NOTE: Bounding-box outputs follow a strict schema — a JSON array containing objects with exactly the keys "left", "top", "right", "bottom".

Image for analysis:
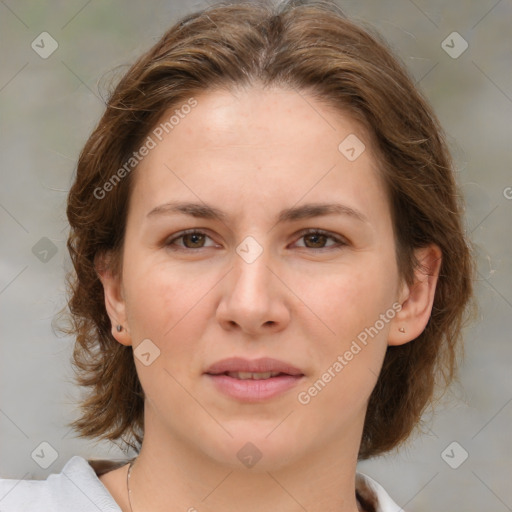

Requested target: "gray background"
[{"left": 1, "top": 0, "right": 511, "bottom": 510}]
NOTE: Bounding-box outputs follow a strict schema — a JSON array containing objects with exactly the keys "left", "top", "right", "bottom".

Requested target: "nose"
[{"left": 216, "top": 247, "right": 290, "bottom": 336}]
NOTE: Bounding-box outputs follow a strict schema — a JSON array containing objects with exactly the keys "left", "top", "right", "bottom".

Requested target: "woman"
[{"left": 0, "top": 0, "right": 474, "bottom": 510}]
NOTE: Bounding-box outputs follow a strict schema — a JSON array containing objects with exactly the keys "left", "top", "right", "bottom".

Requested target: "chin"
[{"left": 197, "top": 428, "right": 303, "bottom": 472}]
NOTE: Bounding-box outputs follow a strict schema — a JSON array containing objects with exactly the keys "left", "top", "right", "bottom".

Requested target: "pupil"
[
  {"left": 307, "top": 234, "right": 325, "bottom": 248},
  {"left": 185, "top": 233, "right": 204, "bottom": 247}
]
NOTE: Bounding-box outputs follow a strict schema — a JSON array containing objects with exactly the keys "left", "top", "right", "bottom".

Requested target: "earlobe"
[
  {"left": 95, "top": 252, "right": 132, "bottom": 346},
  {"left": 388, "top": 244, "right": 442, "bottom": 346}
]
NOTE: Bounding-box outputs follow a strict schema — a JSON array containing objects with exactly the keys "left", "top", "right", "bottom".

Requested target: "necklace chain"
[{"left": 126, "top": 459, "right": 136, "bottom": 512}]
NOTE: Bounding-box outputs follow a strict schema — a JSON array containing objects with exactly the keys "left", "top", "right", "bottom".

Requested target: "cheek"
[
  {"left": 122, "top": 259, "right": 213, "bottom": 399},
  {"left": 294, "top": 256, "right": 397, "bottom": 392},
  {"left": 294, "top": 266, "right": 394, "bottom": 416},
  {"left": 123, "top": 257, "right": 188, "bottom": 352},
  {"left": 123, "top": 253, "right": 212, "bottom": 338},
  {"left": 298, "top": 257, "right": 397, "bottom": 336}
]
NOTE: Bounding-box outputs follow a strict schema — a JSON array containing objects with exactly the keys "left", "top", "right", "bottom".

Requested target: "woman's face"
[{"left": 104, "top": 86, "right": 410, "bottom": 469}]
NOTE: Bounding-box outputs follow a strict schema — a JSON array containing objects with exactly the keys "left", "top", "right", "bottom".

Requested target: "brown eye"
[
  {"left": 181, "top": 232, "right": 206, "bottom": 248},
  {"left": 165, "top": 230, "right": 215, "bottom": 250},
  {"left": 303, "top": 233, "right": 328, "bottom": 248},
  {"left": 294, "top": 229, "right": 347, "bottom": 250}
]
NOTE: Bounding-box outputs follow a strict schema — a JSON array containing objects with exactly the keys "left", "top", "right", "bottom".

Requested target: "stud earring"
[
  {"left": 398, "top": 327, "right": 405, "bottom": 333},
  {"left": 116, "top": 325, "right": 123, "bottom": 332}
]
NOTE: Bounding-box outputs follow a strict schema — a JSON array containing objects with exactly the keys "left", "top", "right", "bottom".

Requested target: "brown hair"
[{"left": 56, "top": 0, "right": 476, "bottom": 459}]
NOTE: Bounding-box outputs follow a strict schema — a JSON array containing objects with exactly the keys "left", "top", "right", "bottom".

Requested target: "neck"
[{"left": 126, "top": 407, "right": 365, "bottom": 512}]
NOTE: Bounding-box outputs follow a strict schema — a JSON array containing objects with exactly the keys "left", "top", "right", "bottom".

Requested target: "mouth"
[
  {"left": 204, "top": 357, "right": 305, "bottom": 402},
  {"left": 210, "top": 371, "right": 295, "bottom": 380},
  {"left": 205, "top": 356, "right": 304, "bottom": 376}
]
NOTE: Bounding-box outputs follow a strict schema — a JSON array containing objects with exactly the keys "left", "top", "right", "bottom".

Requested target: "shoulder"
[
  {"left": 356, "top": 472, "right": 404, "bottom": 512},
  {"left": 0, "top": 456, "right": 123, "bottom": 512}
]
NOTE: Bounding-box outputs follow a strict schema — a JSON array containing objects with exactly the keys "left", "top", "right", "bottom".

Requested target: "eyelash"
[{"left": 164, "top": 228, "right": 348, "bottom": 252}]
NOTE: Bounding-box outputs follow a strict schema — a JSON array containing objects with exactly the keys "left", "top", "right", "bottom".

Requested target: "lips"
[
  {"left": 204, "top": 357, "right": 305, "bottom": 402},
  {"left": 205, "top": 357, "right": 304, "bottom": 377}
]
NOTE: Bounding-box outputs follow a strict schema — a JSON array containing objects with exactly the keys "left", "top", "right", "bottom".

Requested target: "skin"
[{"left": 97, "top": 85, "right": 442, "bottom": 512}]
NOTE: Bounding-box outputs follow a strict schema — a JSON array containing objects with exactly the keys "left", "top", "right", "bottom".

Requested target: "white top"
[{"left": 0, "top": 456, "right": 404, "bottom": 511}]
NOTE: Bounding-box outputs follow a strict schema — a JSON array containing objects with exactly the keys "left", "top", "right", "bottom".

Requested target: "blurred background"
[{"left": 1, "top": 0, "right": 511, "bottom": 510}]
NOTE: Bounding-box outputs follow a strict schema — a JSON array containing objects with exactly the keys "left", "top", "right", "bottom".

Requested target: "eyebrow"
[{"left": 146, "top": 201, "right": 369, "bottom": 224}]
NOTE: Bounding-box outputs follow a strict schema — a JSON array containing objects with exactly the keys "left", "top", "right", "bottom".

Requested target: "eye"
[
  {"left": 164, "top": 228, "right": 348, "bottom": 252},
  {"left": 293, "top": 229, "right": 347, "bottom": 250},
  {"left": 165, "top": 229, "right": 217, "bottom": 250}
]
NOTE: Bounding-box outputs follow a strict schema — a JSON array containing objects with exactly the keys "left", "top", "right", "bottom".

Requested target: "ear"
[
  {"left": 95, "top": 251, "right": 132, "bottom": 346},
  {"left": 388, "top": 243, "right": 442, "bottom": 346}
]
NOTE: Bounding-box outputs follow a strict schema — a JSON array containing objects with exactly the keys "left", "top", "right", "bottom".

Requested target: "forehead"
[{"left": 129, "top": 86, "right": 389, "bottom": 228}]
